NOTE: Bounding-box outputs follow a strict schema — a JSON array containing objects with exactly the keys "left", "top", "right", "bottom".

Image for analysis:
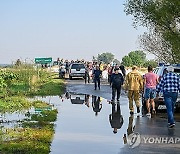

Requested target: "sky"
[{"left": 0, "top": 0, "right": 149, "bottom": 64}]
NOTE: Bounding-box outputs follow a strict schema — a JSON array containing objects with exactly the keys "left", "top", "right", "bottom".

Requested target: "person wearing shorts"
[{"left": 144, "top": 65, "right": 159, "bottom": 117}]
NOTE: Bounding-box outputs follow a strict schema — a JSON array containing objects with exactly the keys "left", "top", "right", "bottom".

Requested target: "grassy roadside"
[
  {"left": 0, "top": 100, "right": 58, "bottom": 154},
  {"left": 0, "top": 67, "right": 65, "bottom": 154},
  {"left": 29, "top": 76, "right": 65, "bottom": 96},
  {"left": 0, "top": 68, "right": 65, "bottom": 153}
]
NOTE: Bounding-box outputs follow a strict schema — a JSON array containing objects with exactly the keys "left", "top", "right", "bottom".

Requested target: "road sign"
[{"left": 35, "top": 57, "right": 52, "bottom": 64}]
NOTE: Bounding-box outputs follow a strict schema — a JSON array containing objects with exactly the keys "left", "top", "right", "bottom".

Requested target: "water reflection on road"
[{"left": 38, "top": 93, "right": 137, "bottom": 154}]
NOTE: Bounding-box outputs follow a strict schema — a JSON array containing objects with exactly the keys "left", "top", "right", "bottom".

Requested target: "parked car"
[
  {"left": 143, "top": 64, "right": 180, "bottom": 112},
  {"left": 69, "top": 63, "right": 86, "bottom": 80}
]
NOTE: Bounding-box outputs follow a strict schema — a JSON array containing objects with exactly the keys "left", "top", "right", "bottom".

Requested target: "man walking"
[
  {"left": 124, "top": 66, "right": 143, "bottom": 114},
  {"left": 93, "top": 65, "right": 102, "bottom": 90},
  {"left": 110, "top": 68, "right": 124, "bottom": 102},
  {"left": 157, "top": 65, "right": 180, "bottom": 128},
  {"left": 144, "top": 65, "right": 159, "bottom": 117}
]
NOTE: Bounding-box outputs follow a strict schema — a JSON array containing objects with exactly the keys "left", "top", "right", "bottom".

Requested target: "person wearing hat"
[
  {"left": 124, "top": 66, "right": 143, "bottom": 114},
  {"left": 110, "top": 67, "right": 124, "bottom": 102},
  {"left": 156, "top": 65, "right": 180, "bottom": 128}
]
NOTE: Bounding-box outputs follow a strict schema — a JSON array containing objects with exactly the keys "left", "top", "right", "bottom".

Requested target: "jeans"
[
  {"left": 94, "top": 77, "right": 100, "bottom": 89},
  {"left": 85, "top": 73, "right": 90, "bottom": 84},
  {"left": 164, "top": 92, "right": 178, "bottom": 124},
  {"left": 112, "top": 85, "right": 121, "bottom": 101}
]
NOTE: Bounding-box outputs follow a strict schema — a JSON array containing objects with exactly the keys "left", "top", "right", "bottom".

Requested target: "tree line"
[
  {"left": 94, "top": 51, "right": 158, "bottom": 68},
  {"left": 124, "top": 0, "right": 180, "bottom": 63}
]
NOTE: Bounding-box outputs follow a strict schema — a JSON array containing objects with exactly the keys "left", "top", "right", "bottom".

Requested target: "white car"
[{"left": 69, "top": 63, "right": 86, "bottom": 79}]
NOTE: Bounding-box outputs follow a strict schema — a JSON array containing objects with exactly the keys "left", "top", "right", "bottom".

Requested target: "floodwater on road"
[
  {"left": 38, "top": 93, "right": 137, "bottom": 154},
  {"left": 1, "top": 92, "right": 180, "bottom": 154}
]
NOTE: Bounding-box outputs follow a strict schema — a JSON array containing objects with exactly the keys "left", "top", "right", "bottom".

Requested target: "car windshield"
[{"left": 71, "top": 64, "right": 85, "bottom": 69}]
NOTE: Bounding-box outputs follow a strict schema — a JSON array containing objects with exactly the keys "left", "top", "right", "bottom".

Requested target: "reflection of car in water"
[{"left": 70, "top": 94, "right": 85, "bottom": 104}]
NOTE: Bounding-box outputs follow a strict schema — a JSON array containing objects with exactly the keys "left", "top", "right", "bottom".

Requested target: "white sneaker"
[{"left": 146, "top": 113, "right": 151, "bottom": 118}]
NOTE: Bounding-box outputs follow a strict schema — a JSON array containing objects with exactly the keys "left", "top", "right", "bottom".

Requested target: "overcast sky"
[{"left": 0, "top": 0, "right": 149, "bottom": 64}]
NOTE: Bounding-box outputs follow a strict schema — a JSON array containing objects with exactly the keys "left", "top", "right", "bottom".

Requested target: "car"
[
  {"left": 69, "top": 63, "right": 86, "bottom": 80},
  {"left": 143, "top": 64, "right": 180, "bottom": 113}
]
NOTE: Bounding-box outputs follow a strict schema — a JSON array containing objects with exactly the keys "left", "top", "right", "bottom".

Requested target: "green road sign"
[{"left": 35, "top": 57, "right": 52, "bottom": 64}]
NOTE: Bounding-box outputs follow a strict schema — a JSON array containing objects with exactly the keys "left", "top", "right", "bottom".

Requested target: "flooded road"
[
  {"left": 39, "top": 94, "right": 133, "bottom": 154},
  {"left": 39, "top": 93, "right": 180, "bottom": 154},
  {"left": 1, "top": 78, "right": 180, "bottom": 153}
]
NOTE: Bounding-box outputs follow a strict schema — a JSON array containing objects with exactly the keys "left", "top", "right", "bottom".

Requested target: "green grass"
[
  {"left": 10, "top": 83, "right": 30, "bottom": 94},
  {"left": 0, "top": 68, "right": 62, "bottom": 154},
  {"left": 0, "top": 127, "right": 54, "bottom": 154},
  {"left": 0, "top": 101, "right": 58, "bottom": 154},
  {"left": 29, "top": 78, "right": 65, "bottom": 96},
  {"left": 0, "top": 96, "right": 32, "bottom": 113}
]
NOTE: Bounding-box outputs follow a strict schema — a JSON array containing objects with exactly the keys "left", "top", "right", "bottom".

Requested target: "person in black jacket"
[
  {"left": 110, "top": 67, "right": 124, "bottom": 102},
  {"left": 93, "top": 65, "right": 102, "bottom": 90}
]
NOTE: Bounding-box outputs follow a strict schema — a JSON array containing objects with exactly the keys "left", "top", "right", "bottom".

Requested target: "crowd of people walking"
[
  {"left": 58, "top": 58, "right": 180, "bottom": 128},
  {"left": 88, "top": 63, "right": 179, "bottom": 128}
]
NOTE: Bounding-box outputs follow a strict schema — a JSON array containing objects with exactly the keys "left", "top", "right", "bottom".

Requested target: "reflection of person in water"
[
  {"left": 123, "top": 115, "right": 135, "bottom": 144},
  {"left": 109, "top": 102, "right": 123, "bottom": 134},
  {"left": 85, "top": 94, "right": 90, "bottom": 108},
  {"left": 65, "top": 92, "right": 70, "bottom": 99},
  {"left": 127, "top": 115, "right": 134, "bottom": 135},
  {"left": 92, "top": 96, "right": 102, "bottom": 116}
]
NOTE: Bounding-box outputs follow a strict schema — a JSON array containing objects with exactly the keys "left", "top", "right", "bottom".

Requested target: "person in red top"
[{"left": 144, "top": 65, "right": 159, "bottom": 117}]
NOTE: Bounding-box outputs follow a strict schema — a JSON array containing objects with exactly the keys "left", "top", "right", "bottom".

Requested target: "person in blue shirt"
[
  {"left": 110, "top": 67, "right": 124, "bottom": 102},
  {"left": 93, "top": 65, "right": 102, "bottom": 90},
  {"left": 157, "top": 65, "right": 180, "bottom": 128}
]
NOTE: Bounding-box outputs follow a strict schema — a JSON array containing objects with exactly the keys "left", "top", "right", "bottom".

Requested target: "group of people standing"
[{"left": 87, "top": 63, "right": 180, "bottom": 128}]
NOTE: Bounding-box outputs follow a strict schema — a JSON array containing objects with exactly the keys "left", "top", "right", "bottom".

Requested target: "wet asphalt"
[{"left": 65, "top": 78, "right": 180, "bottom": 154}]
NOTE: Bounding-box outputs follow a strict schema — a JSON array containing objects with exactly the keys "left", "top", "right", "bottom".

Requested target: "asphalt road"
[{"left": 65, "top": 78, "right": 180, "bottom": 154}]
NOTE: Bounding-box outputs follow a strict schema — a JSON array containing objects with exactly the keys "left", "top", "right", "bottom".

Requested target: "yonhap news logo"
[
  {"left": 127, "top": 132, "right": 180, "bottom": 149},
  {"left": 127, "top": 132, "right": 141, "bottom": 148}
]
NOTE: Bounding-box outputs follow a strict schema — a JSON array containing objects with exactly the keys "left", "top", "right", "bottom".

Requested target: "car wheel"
[
  {"left": 175, "top": 104, "right": 180, "bottom": 112},
  {"left": 69, "top": 76, "right": 72, "bottom": 80}
]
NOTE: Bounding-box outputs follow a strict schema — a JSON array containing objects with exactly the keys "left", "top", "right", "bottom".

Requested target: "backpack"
[{"left": 113, "top": 74, "right": 123, "bottom": 86}]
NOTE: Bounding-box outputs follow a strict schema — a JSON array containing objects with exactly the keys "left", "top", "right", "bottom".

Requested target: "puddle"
[
  {"left": 0, "top": 100, "right": 58, "bottom": 154},
  {"left": 1, "top": 93, "right": 158, "bottom": 154},
  {"left": 34, "top": 92, "right": 137, "bottom": 154}
]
